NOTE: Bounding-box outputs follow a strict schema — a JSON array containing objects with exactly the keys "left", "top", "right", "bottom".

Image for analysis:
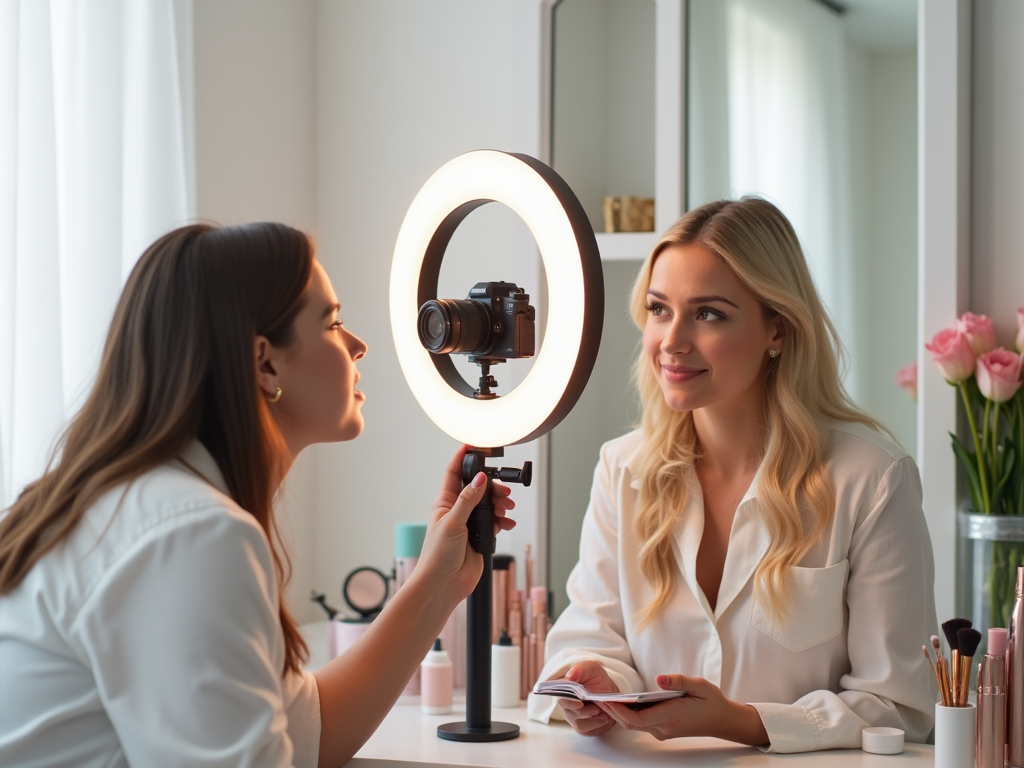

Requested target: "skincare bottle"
[
  {"left": 421, "top": 639, "right": 453, "bottom": 715},
  {"left": 977, "top": 627, "right": 1007, "bottom": 768},
  {"left": 492, "top": 631, "right": 521, "bottom": 708},
  {"left": 394, "top": 523, "right": 427, "bottom": 695},
  {"left": 1009, "top": 567, "right": 1024, "bottom": 768}
]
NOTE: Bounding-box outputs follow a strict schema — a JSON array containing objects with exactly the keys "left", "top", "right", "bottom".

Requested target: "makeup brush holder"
[{"left": 935, "top": 703, "right": 976, "bottom": 768}]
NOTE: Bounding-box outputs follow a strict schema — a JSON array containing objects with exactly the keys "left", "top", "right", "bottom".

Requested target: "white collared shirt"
[
  {"left": 0, "top": 441, "right": 321, "bottom": 767},
  {"left": 528, "top": 422, "right": 938, "bottom": 753}
]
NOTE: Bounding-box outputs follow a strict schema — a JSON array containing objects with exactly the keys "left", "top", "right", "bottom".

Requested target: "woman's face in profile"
[
  {"left": 642, "top": 244, "right": 778, "bottom": 414},
  {"left": 270, "top": 259, "right": 368, "bottom": 449}
]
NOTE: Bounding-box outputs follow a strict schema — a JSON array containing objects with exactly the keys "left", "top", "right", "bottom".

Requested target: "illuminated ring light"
[{"left": 390, "top": 150, "right": 603, "bottom": 448}]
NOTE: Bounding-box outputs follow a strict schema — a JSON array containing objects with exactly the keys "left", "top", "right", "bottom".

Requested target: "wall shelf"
[{"left": 595, "top": 231, "right": 657, "bottom": 262}]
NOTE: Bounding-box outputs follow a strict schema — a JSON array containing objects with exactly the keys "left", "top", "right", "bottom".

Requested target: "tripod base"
[{"left": 437, "top": 721, "right": 520, "bottom": 742}]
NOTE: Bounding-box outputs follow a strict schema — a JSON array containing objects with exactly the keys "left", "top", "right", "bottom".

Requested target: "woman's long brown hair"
[{"left": 0, "top": 222, "right": 312, "bottom": 674}]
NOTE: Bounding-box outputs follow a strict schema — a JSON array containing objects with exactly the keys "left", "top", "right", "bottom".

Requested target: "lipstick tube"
[
  {"left": 977, "top": 653, "right": 1006, "bottom": 768},
  {"left": 493, "top": 555, "right": 512, "bottom": 643}
]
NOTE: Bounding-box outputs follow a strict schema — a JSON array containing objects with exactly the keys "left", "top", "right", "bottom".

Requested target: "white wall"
[
  {"left": 971, "top": 1, "right": 1024, "bottom": 338},
  {"left": 192, "top": 0, "right": 320, "bottom": 620}
]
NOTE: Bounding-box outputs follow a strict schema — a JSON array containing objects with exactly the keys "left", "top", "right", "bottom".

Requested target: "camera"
[{"left": 418, "top": 281, "right": 536, "bottom": 361}]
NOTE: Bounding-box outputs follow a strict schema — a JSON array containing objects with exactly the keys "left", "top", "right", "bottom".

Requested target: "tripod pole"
[
  {"left": 466, "top": 525, "right": 493, "bottom": 730},
  {"left": 437, "top": 449, "right": 520, "bottom": 742}
]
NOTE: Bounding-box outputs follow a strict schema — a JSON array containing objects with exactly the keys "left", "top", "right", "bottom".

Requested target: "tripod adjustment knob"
[{"left": 496, "top": 461, "right": 532, "bottom": 487}]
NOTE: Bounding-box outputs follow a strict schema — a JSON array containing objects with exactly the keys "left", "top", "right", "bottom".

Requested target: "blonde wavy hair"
[{"left": 630, "top": 197, "right": 883, "bottom": 629}]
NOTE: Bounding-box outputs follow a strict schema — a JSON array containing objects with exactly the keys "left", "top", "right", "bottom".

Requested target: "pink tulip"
[
  {"left": 895, "top": 360, "right": 918, "bottom": 401},
  {"left": 976, "top": 348, "right": 1023, "bottom": 403},
  {"left": 925, "top": 328, "right": 976, "bottom": 383},
  {"left": 1016, "top": 307, "right": 1024, "bottom": 353},
  {"left": 957, "top": 312, "right": 997, "bottom": 355}
]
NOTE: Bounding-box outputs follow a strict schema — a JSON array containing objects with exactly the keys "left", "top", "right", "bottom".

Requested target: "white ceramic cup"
[{"left": 935, "top": 703, "right": 976, "bottom": 768}]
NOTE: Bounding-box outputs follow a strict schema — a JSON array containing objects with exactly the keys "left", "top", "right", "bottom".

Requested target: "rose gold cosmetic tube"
[
  {"left": 978, "top": 654, "right": 1006, "bottom": 768},
  {"left": 1008, "top": 567, "right": 1024, "bottom": 768},
  {"left": 493, "top": 556, "right": 511, "bottom": 643}
]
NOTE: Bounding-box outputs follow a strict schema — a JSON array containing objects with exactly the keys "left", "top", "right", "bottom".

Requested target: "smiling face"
[
  {"left": 261, "top": 260, "right": 368, "bottom": 454},
  {"left": 641, "top": 243, "right": 782, "bottom": 415}
]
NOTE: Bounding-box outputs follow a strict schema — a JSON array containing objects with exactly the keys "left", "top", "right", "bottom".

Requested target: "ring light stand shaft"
[{"left": 437, "top": 449, "right": 528, "bottom": 742}]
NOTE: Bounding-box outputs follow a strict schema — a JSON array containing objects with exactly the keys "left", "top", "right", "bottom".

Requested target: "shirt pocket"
[{"left": 750, "top": 559, "right": 848, "bottom": 652}]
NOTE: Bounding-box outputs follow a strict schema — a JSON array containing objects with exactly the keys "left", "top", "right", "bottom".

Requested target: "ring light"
[
  {"left": 390, "top": 150, "right": 603, "bottom": 744},
  {"left": 389, "top": 150, "right": 603, "bottom": 447}
]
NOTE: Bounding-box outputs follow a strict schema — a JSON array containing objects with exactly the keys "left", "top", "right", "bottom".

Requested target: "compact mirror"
[{"left": 342, "top": 566, "right": 390, "bottom": 618}]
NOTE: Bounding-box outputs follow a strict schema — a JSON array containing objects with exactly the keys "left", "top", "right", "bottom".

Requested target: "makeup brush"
[
  {"left": 942, "top": 618, "right": 972, "bottom": 702},
  {"left": 932, "top": 634, "right": 953, "bottom": 706},
  {"left": 956, "top": 627, "right": 982, "bottom": 706},
  {"left": 923, "top": 645, "right": 945, "bottom": 703}
]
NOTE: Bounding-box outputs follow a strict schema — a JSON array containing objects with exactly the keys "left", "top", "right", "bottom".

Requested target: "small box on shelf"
[{"left": 602, "top": 196, "right": 655, "bottom": 233}]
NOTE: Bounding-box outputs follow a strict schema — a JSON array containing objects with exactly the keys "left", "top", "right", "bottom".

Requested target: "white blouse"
[
  {"left": 0, "top": 441, "right": 321, "bottom": 768},
  {"left": 528, "top": 422, "right": 938, "bottom": 753}
]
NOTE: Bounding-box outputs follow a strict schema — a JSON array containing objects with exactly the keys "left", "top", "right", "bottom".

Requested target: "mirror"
[
  {"left": 546, "top": 0, "right": 918, "bottom": 618},
  {"left": 687, "top": 0, "right": 918, "bottom": 457},
  {"left": 343, "top": 566, "right": 390, "bottom": 618}
]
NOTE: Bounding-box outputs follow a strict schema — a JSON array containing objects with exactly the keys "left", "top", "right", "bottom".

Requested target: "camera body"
[{"left": 418, "top": 281, "right": 536, "bottom": 361}]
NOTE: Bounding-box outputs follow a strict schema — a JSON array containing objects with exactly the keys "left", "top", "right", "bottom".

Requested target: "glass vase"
[{"left": 957, "top": 510, "right": 1024, "bottom": 655}]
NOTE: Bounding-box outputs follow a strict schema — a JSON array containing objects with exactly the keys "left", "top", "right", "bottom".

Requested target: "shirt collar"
[
  {"left": 176, "top": 439, "right": 232, "bottom": 498},
  {"left": 625, "top": 436, "right": 766, "bottom": 504}
]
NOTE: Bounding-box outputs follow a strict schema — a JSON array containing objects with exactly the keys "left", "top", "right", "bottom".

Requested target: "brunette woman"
[{"left": 0, "top": 222, "right": 514, "bottom": 767}]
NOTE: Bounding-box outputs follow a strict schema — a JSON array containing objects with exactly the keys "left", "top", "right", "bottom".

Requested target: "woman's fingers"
[
  {"left": 560, "top": 700, "right": 615, "bottom": 736},
  {"left": 431, "top": 445, "right": 471, "bottom": 523},
  {"left": 656, "top": 674, "right": 699, "bottom": 693},
  {"left": 598, "top": 701, "right": 647, "bottom": 730},
  {"left": 564, "top": 661, "right": 618, "bottom": 693},
  {"left": 441, "top": 472, "right": 488, "bottom": 528}
]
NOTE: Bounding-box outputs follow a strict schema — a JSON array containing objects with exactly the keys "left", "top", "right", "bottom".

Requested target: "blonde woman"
[{"left": 527, "top": 198, "right": 936, "bottom": 752}]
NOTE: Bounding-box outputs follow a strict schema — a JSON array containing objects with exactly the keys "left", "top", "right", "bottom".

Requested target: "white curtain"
[
  {"left": 0, "top": 0, "right": 195, "bottom": 507},
  {"left": 688, "top": 0, "right": 857, "bottom": 384}
]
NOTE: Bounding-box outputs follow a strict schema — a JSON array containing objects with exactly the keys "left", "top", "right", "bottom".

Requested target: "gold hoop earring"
[
  {"left": 268, "top": 386, "right": 282, "bottom": 403},
  {"left": 769, "top": 349, "right": 779, "bottom": 359}
]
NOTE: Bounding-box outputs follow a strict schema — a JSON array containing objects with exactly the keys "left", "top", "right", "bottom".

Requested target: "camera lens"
[{"left": 417, "top": 299, "right": 490, "bottom": 354}]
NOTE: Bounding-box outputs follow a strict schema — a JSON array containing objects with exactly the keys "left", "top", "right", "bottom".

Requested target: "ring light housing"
[{"left": 390, "top": 150, "right": 603, "bottom": 447}]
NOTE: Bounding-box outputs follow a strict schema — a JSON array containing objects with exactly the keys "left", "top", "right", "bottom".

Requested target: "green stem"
[
  {"left": 994, "top": 402, "right": 1002, "bottom": 512},
  {"left": 983, "top": 398, "right": 991, "bottom": 453},
  {"left": 961, "top": 381, "right": 991, "bottom": 514}
]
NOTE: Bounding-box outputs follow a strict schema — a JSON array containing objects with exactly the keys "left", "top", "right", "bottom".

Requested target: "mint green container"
[{"left": 395, "top": 522, "right": 427, "bottom": 559}]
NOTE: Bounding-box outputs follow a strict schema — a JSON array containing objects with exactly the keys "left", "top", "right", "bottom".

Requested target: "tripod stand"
[{"left": 437, "top": 447, "right": 531, "bottom": 742}]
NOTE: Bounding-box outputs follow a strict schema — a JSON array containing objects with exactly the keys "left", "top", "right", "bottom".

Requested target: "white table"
[{"left": 351, "top": 695, "right": 936, "bottom": 767}]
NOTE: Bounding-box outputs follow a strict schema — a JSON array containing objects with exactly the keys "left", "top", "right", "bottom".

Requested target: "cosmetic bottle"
[
  {"left": 421, "top": 639, "right": 453, "bottom": 715},
  {"left": 493, "top": 555, "right": 513, "bottom": 643},
  {"left": 977, "top": 627, "right": 1007, "bottom": 768},
  {"left": 1008, "top": 567, "right": 1024, "bottom": 768},
  {"left": 526, "top": 587, "right": 549, "bottom": 693},
  {"left": 395, "top": 523, "right": 427, "bottom": 695},
  {"left": 492, "top": 630, "right": 521, "bottom": 708},
  {"left": 394, "top": 522, "right": 426, "bottom": 591}
]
